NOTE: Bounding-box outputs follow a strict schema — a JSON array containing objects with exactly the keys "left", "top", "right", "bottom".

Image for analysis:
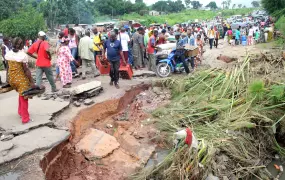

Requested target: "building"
[{"left": 149, "top": 10, "right": 166, "bottom": 16}]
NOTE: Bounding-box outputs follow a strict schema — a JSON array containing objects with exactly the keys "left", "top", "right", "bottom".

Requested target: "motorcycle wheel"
[{"left": 156, "top": 62, "right": 172, "bottom": 78}]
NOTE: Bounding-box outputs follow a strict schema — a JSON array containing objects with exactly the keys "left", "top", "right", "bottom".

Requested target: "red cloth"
[
  {"left": 18, "top": 95, "right": 29, "bottom": 123},
  {"left": 28, "top": 40, "right": 51, "bottom": 67},
  {"left": 157, "top": 34, "right": 166, "bottom": 45},
  {"left": 147, "top": 35, "right": 156, "bottom": 54},
  {"left": 185, "top": 128, "right": 193, "bottom": 147},
  {"left": 63, "top": 28, "right": 69, "bottom": 36}
]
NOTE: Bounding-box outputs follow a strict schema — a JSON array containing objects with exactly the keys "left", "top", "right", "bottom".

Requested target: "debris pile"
[{"left": 132, "top": 56, "right": 285, "bottom": 180}]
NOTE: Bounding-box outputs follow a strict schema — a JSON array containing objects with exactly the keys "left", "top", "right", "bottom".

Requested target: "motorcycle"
[{"left": 156, "top": 50, "right": 193, "bottom": 78}]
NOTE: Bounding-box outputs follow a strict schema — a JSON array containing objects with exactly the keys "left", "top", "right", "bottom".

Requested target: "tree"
[
  {"left": 184, "top": 0, "right": 191, "bottom": 8},
  {"left": 222, "top": 1, "right": 227, "bottom": 9},
  {"left": 232, "top": 4, "right": 236, "bottom": 9},
  {"left": 261, "top": 0, "right": 285, "bottom": 14},
  {"left": 152, "top": 0, "right": 185, "bottom": 13},
  {"left": 191, "top": 1, "right": 202, "bottom": 9},
  {"left": 227, "top": 0, "right": 232, "bottom": 9},
  {"left": 251, "top": 1, "right": 260, "bottom": 7},
  {"left": 243, "top": 5, "right": 246, "bottom": 8},
  {"left": 0, "top": 6, "right": 46, "bottom": 39},
  {"left": 0, "top": 0, "right": 23, "bottom": 21},
  {"left": 205, "top": 1, "right": 218, "bottom": 9},
  {"left": 238, "top": 4, "right": 242, "bottom": 8}
]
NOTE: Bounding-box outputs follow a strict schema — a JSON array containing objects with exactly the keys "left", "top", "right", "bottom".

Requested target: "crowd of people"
[{"left": 0, "top": 16, "right": 275, "bottom": 124}]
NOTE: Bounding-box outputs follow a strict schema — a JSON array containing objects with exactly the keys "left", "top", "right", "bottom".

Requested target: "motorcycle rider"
[{"left": 174, "top": 32, "right": 190, "bottom": 74}]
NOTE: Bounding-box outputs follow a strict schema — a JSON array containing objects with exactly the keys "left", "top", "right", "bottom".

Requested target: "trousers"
[
  {"left": 109, "top": 61, "right": 120, "bottom": 84},
  {"left": 209, "top": 38, "right": 214, "bottom": 49},
  {"left": 148, "top": 53, "right": 156, "bottom": 72},
  {"left": 18, "top": 95, "right": 29, "bottom": 123},
  {"left": 36, "top": 67, "right": 57, "bottom": 91},
  {"left": 82, "top": 59, "right": 99, "bottom": 77}
]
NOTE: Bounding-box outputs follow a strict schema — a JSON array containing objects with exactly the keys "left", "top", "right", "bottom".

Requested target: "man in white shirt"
[{"left": 117, "top": 27, "right": 130, "bottom": 64}]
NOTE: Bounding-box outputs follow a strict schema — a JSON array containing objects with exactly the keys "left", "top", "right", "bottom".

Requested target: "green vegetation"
[
  {"left": 132, "top": 57, "right": 285, "bottom": 179},
  {"left": 121, "top": 8, "right": 255, "bottom": 26},
  {"left": 0, "top": 6, "right": 46, "bottom": 39}
]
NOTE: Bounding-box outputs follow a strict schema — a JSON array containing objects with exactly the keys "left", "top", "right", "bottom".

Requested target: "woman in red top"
[{"left": 227, "top": 28, "right": 233, "bottom": 44}]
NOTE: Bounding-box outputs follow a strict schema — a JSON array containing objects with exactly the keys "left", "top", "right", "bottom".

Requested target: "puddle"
[
  {"left": 146, "top": 149, "right": 170, "bottom": 167},
  {"left": 266, "top": 159, "right": 285, "bottom": 179},
  {"left": 0, "top": 172, "right": 20, "bottom": 180}
]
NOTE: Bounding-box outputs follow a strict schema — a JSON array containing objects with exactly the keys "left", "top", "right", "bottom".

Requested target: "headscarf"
[{"left": 61, "top": 36, "right": 70, "bottom": 43}]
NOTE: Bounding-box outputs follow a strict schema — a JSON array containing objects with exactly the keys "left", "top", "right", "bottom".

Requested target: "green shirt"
[{"left": 255, "top": 32, "right": 260, "bottom": 40}]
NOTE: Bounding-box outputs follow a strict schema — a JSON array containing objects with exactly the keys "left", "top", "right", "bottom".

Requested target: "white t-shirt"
[
  {"left": 248, "top": 28, "right": 254, "bottom": 36},
  {"left": 117, "top": 33, "right": 130, "bottom": 51}
]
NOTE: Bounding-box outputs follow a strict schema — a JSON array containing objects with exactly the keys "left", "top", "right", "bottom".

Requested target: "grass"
[
  {"left": 131, "top": 56, "right": 285, "bottom": 180},
  {"left": 116, "top": 8, "right": 256, "bottom": 26}
]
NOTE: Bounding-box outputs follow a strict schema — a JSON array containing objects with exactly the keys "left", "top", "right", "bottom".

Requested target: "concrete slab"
[
  {"left": 0, "top": 96, "right": 69, "bottom": 134},
  {"left": 76, "top": 129, "right": 120, "bottom": 160},
  {"left": 70, "top": 81, "right": 102, "bottom": 95},
  {"left": 133, "top": 70, "right": 156, "bottom": 77},
  {"left": 0, "top": 115, "right": 52, "bottom": 135},
  {"left": 0, "top": 126, "right": 70, "bottom": 165}
]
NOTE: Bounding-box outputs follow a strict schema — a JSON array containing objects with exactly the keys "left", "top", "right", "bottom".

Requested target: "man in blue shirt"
[
  {"left": 102, "top": 32, "right": 126, "bottom": 89},
  {"left": 175, "top": 33, "right": 190, "bottom": 74}
]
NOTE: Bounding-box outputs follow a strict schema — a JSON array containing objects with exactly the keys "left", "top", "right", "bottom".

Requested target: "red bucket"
[{"left": 119, "top": 63, "right": 133, "bottom": 79}]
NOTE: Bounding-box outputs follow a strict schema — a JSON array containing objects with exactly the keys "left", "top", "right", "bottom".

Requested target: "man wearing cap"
[
  {"left": 27, "top": 31, "right": 58, "bottom": 92},
  {"left": 174, "top": 32, "right": 190, "bottom": 74}
]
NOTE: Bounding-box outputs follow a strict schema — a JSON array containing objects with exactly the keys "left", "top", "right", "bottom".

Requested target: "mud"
[{"left": 41, "top": 84, "right": 171, "bottom": 180}]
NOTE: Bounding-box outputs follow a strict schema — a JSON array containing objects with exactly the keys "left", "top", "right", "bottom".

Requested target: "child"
[
  {"left": 254, "top": 30, "right": 260, "bottom": 44},
  {"left": 230, "top": 36, "right": 235, "bottom": 46}
]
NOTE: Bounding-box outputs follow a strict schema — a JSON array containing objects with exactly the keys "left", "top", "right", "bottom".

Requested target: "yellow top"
[{"left": 93, "top": 34, "right": 103, "bottom": 51}]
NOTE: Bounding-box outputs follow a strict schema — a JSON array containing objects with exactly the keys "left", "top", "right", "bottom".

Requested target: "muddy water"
[{"left": 40, "top": 84, "right": 171, "bottom": 180}]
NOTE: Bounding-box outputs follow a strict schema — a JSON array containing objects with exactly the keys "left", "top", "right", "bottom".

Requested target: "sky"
[{"left": 132, "top": 0, "right": 253, "bottom": 8}]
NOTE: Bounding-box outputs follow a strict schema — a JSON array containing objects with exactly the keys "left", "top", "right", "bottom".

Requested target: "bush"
[
  {"left": 275, "top": 16, "right": 285, "bottom": 36},
  {"left": 121, "top": 8, "right": 255, "bottom": 26},
  {"left": 0, "top": 6, "right": 46, "bottom": 39}
]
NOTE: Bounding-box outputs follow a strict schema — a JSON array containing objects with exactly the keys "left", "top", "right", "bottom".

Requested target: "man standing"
[
  {"left": 78, "top": 31, "right": 100, "bottom": 80},
  {"left": 235, "top": 28, "right": 241, "bottom": 45},
  {"left": 92, "top": 28, "right": 103, "bottom": 62},
  {"left": 147, "top": 30, "right": 158, "bottom": 72},
  {"left": 117, "top": 27, "right": 130, "bottom": 65},
  {"left": 214, "top": 26, "right": 220, "bottom": 48},
  {"left": 132, "top": 27, "right": 145, "bottom": 69},
  {"left": 183, "top": 30, "right": 196, "bottom": 70},
  {"left": 102, "top": 32, "right": 126, "bottom": 89},
  {"left": 27, "top": 31, "right": 58, "bottom": 92},
  {"left": 207, "top": 26, "right": 215, "bottom": 50}
]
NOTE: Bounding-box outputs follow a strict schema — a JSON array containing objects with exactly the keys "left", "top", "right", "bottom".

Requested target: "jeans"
[
  {"left": 94, "top": 51, "right": 102, "bottom": 64},
  {"left": 235, "top": 39, "right": 240, "bottom": 45},
  {"left": 70, "top": 61, "right": 77, "bottom": 73},
  {"left": 209, "top": 38, "right": 214, "bottom": 49},
  {"left": 82, "top": 59, "right": 99, "bottom": 77},
  {"left": 36, "top": 67, "right": 57, "bottom": 91},
  {"left": 109, "top": 60, "right": 120, "bottom": 84},
  {"left": 214, "top": 39, "right": 218, "bottom": 48},
  {"left": 70, "top": 47, "right": 78, "bottom": 59},
  {"left": 128, "top": 46, "right": 133, "bottom": 65},
  {"left": 175, "top": 54, "right": 190, "bottom": 74},
  {"left": 190, "top": 57, "right": 195, "bottom": 69}
]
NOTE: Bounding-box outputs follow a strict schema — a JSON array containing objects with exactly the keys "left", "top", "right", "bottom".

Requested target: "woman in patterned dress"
[
  {"left": 5, "top": 37, "right": 35, "bottom": 124},
  {"left": 195, "top": 34, "right": 203, "bottom": 66},
  {"left": 57, "top": 36, "right": 75, "bottom": 88}
]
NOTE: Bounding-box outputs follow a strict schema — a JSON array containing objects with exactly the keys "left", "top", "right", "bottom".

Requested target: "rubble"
[{"left": 84, "top": 99, "right": 94, "bottom": 106}]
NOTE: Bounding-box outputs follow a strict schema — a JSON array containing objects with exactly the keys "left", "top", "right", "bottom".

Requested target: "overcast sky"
[{"left": 131, "top": 0, "right": 253, "bottom": 8}]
